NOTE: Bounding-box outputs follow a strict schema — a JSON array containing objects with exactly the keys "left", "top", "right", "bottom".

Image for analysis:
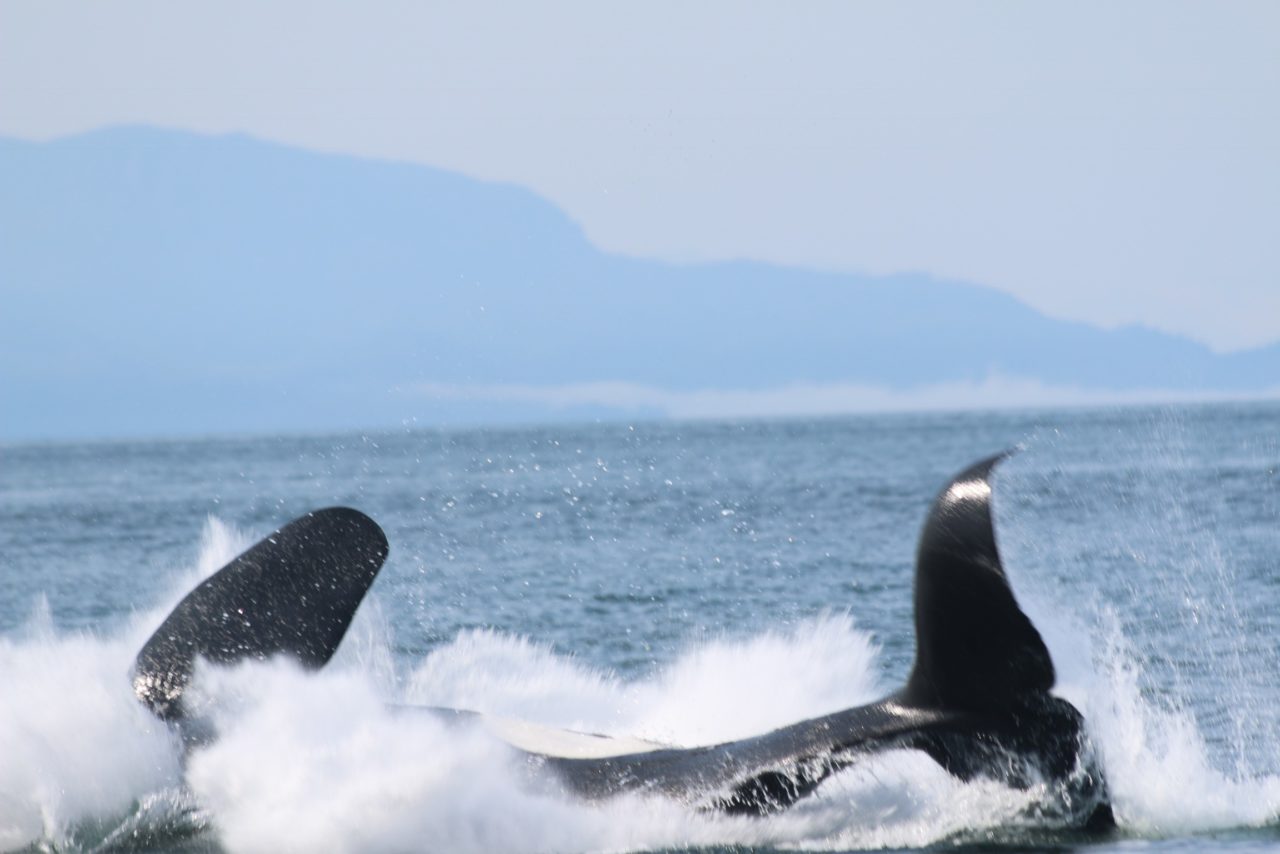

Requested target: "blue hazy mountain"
[{"left": 2, "top": 126, "right": 1277, "bottom": 440}]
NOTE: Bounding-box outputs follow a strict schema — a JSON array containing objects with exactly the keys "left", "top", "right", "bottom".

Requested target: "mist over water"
[{"left": 2, "top": 403, "right": 1279, "bottom": 852}]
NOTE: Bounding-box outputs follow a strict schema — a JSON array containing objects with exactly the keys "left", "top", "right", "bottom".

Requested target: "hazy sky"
[{"left": 4, "top": 1, "right": 1277, "bottom": 351}]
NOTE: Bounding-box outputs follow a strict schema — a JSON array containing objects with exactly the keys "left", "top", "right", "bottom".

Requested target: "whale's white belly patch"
[{"left": 483, "top": 716, "right": 668, "bottom": 759}]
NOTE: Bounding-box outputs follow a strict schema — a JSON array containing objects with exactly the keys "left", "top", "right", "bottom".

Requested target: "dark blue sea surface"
[{"left": 2, "top": 403, "right": 1279, "bottom": 852}]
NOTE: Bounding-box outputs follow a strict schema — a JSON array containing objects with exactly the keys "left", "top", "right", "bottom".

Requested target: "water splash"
[
  {"left": 0, "top": 603, "right": 181, "bottom": 850},
  {"left": 6, "top": 442, "right": 1280, "bottom": 854},
  {"left": 0, "top": 515, "right": 249, "bottom": 852},
  {"left": 1084, "top": 611, "right": 1280, "bottom": 833},
  {"left": 403, "top": 612, "right": 881, "bottom": 745},
  {"left": 1002, "top": 419, "right": 1280, "bottom": 840}
]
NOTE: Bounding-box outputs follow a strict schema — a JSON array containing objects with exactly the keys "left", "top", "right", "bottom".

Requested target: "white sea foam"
[
  {"left": 0, "top": 516, "right": 248, "bottom": 852},
  {"left": 0, "top": 602, "right": 180, "bottom": 851},
  {"left": 403, "top": 612, "right": 882, "bottom": 746},
  {"left": 5, "top": 515, "right": 1280, "bottom": 852}
]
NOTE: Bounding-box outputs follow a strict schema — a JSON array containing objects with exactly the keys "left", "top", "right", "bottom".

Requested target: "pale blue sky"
[{"left": 3, "top": 1, "right": 1277, "bottom": 351}]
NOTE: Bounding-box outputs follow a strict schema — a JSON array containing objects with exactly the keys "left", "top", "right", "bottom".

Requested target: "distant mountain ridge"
[{"left": 2, "top": 126, "right": 1277, "bottom": 440}]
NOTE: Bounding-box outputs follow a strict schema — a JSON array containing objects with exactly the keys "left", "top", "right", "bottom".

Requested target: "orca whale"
[{"left": 131, "top": 454, "right": 1114, "bottom": 829}]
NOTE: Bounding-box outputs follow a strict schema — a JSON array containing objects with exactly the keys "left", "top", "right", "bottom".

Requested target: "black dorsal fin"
[
  {"left": 133, "top": 507, "right": 388, "bottom": 720},
  {"left": 902, "top": 453, "right": 1054, "bottom": 713}
]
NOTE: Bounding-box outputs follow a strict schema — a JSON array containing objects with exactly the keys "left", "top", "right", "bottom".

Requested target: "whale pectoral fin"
[
  {"left": 132, "top": 507, "right": 388, "bottom": 720},
  {"left": 903, "top": 452, "right": 1055, "bottom": 714}
]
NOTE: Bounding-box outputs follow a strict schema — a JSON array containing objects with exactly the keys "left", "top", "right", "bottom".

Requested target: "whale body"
[{"left": 131, "top": 454, "right": 1113, "bottom": 828}]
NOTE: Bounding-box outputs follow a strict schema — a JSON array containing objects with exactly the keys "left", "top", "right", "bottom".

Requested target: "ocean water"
[{"left": 2, "top": 403, "right": 1279, "bottom": 853}]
